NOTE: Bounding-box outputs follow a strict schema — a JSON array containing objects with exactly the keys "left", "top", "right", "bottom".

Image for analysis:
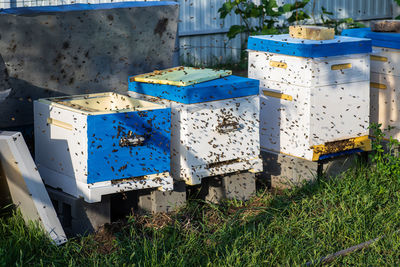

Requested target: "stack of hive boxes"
[
  {"left": 247, "top": 26, "right": 372, "bottom": 186},
  {"left": 34, "top": 92, "right": 173, "bottom": 203},
  {"left": 343, "top": 24, "right": 400, "bottom": 140},
  {"left": 128, "top": 67, "right": 262, "bottom": 187}
]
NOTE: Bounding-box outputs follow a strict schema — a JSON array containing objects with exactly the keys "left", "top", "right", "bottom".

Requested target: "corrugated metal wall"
[
  {"left": 179, "top": 0, "right": 394, "bottom": 66},
  {"left": 0, "top": 0, "right": 395, "bottom": 66},
  {"left": 0, "top": 0, "right": 155, "bottom": 8}
]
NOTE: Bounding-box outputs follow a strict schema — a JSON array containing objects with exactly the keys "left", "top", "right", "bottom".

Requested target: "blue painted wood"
[
  {"left": 319, "top": 148, "right": 363, "bottom": 161},
  {"left": 247, "top": 34, "right": 371, "bottom": 57},
  {"left": 0, "top": 1, "right": 178, "bottom": 15},
  {"left": 86, "top": 108, "right": 171, "bottom": 183},
  {"left": 128, "top": 75, "right": 259, "bottom": 104},
  {"left": 342, "top": 28, "right": 400, "bottom": 50}
]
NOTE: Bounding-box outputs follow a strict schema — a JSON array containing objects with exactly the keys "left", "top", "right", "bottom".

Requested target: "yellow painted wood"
[
  {"left": 263, "top": 90, "right": 293, "bottom": 101},
  {"left": 370, "top": 82, "right": 387, "bottom": 89},
  {"left": 311, "top": 135, "right": 371, "bottom": 161},
  {"left": 331, "top": 63, "right": 352, "bottom": 70},
  {"left": 269, "top": 61, "right": 287, "bottom": 69},
  {"left": 289, "top": 25, "right": 335, "bottom": 40},
  {"left": 370, "top": 55, "right": 388, "bottom": 62},
  {"left": 131, "top": 66, "right": 232, "bottom": 86},
  {"left": 47, "top": 118, "right": 73, "bottom": 131}
]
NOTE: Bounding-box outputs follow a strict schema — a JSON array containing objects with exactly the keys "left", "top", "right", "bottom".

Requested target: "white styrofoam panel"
[
  {"left": 258, "top": 80, "right": 370, "bottom": 161},
  {"left": 370, "top": 72, "right": 400, "bottom": 140},
  {"left": 128, "top": 91, "right": 262, "bottom": 185},
  {"left": 371, "top": 47, "right": 400, "bottom": 77},
  {"left": 248, "top": 51, "right": 370, "bottom": 87},
  {"left": 0, "top": 131, "right": 67, "bottom": 245}
]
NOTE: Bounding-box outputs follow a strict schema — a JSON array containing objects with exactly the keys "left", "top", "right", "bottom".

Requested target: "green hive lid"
[{"left": 132, "top": 66, "right": 232, "bottom": 86}]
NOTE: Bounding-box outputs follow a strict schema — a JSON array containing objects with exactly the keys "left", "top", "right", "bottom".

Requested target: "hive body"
[
  {"left": 34, "top": 92, "right": 173, "bottom": 202},
  {"left": 370, "top": 48, "right": 400, "bottom": 139},
  {"left": 129, "top": 72, "right": 262, "bottom": 185},
  {"left": 343, "top": 28, "right": 400, "bottom": 140},
  {"left": 248, "top": 35, "right": 371, "bottom": 161}
]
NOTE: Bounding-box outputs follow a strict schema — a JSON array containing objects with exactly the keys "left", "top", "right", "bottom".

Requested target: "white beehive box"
[
  {"left": 34, "top": 92, "right": 173, "bottom": 203},
  {"left": 248, "top": 34, "right": 372, "bottom": 161},
  {"left": 129, "top": 67, "right": 262, "bottom": 185},
  {"left": 343, "top": 28, "right": 400, "bottom": 140}
]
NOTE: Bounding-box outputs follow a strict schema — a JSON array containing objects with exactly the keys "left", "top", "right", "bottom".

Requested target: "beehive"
[
  {"left": 248, "top": 34, "right": 372, "bottom": 161},
  {"left": 128, "top": 67, "right": 262, "bottom": 185},
  {"left": 343, "top": 28, "right": 400, "bottom": 140},
  {"left": 34, "top": 92, "right": 173, "bottom": 203}
]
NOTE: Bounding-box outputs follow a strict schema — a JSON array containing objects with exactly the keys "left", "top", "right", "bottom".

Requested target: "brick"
[
  {"left": 138, "top": 182, "right": 186, "bottom": 213},
  {"left": 261, "top": 150, "right": 362, "bottom": 190},
  {"left": 222, "top": 172, "right": 256, "bottom": 201},
  {"left": 47, "top": 187, "right": 111, "bottom": 236},
  {"left": 205, "top": 172, "right": 256, "bottom": 203}
]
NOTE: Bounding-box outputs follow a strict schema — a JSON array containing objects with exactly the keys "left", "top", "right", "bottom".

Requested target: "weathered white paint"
[
  {"left": 370, "top": 46, "right": 400, "bottom": 140},
  {"left": 128, "top": 91, "right": 262, "bottom": 185},
  {"left": 250, "top": 48, "right": 371, "bottom": 161},
  {"left": 248, "top": 51, "right": 370, "bottom": 87},
  {"left": 34, "top": 93, "right": 174, "bottom": 203}
]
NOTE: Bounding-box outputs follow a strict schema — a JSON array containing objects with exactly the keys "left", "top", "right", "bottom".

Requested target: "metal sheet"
[
  {"left": 177, "top": 0, "right": 393, "bottom": 65},
  {"left": 0, "top": 2, "right": 179, "bottom": 128},
  {"left": 0, "top": 0, "right": 393, "bottom": 66}
]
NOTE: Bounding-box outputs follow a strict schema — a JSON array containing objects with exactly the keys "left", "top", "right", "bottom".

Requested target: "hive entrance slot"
[{"left": 206, "top": 159, "right": 241, "bottom": 169}]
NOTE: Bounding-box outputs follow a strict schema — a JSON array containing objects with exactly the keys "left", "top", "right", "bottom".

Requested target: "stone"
[
  {"left": 261, "top": 150, "right": 362, "bottom": 190},
  {"left": 47, "top": 187, "right": 111, "bottom": 236},
  {"left": 205, "top": 172, "right": 256, "bottom": 203},
  {"left": 138, "top": 182, "right": 186, "bottom": 213}
]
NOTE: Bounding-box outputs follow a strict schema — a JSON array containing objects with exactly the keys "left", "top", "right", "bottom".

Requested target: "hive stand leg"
[
  {"left": 138, "top": 182, "right": 186, "bottom": 213},
  {"left": 261, "top": 150, "right": 364, "bottom": 190},
  {"left": 205, "top": 177, "right": 224, "bottom": 204},
  {"left": 205, "top": 172, "right": 256, "bottom": 203},
  {"left": 261, "top": 150, "right": 319, "bottom": 190},
  {"left": 47, "top": 187, "right": 111, "bottom": 236},
  {"left": 321, "top": 153, "right": 363, "bottom": 179}
]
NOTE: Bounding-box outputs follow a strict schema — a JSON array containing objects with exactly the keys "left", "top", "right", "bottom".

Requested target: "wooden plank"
[
  {"left": 0, "top": 131, "right": 67, "bottom": 245},
  {"left": 132, "top": 66, "right": 232, "bottom": 86},
  {"left": 289, "top": 25, "right": 335, "bottom": 40},
  {"left": 371, "top": 20, "right": 400, "bottom": 33}
]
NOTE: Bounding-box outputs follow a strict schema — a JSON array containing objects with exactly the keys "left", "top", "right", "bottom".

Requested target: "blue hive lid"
[
  {"left": 129, "top": 74, "right": 259, "bottom": 104},
  {"left": 342, "top": 28, "right": 400, "bottom": 50},
  {"left": 247, "top": 34, "right": 371, "bottom": 58}
]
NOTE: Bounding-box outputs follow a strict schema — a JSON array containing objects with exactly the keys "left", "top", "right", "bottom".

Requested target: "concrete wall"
[{"left": 0, "top": 2, "right": 179, "bottom": 128}]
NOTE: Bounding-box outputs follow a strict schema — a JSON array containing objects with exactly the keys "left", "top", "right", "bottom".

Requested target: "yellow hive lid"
[{"left": 131, "top": 66, "right": 232, "bottom": 86}]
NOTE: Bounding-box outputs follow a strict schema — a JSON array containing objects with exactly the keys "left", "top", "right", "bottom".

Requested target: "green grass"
[{"left": 1, "top": 155, "right": 400, "bottom": 266}]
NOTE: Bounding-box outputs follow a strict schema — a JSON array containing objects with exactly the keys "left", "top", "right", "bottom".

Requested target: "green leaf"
[
  {"left": 227, "top": 25, "right": 247, "bottom": 39},
  {"left": 396, "top": 0, "right": 400, "bottom": 6},
  {"left": 278, "top": 4, "right": 292, "bottom": 13},
  {"left": 287, "top": 10, "right": 310, "bottom": 23},
  {"left": 321, "top": 6, "right": 334, "bottom": 15},
  {"left": 218, "top": 2, "right": 234, "bottom": 19}
]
